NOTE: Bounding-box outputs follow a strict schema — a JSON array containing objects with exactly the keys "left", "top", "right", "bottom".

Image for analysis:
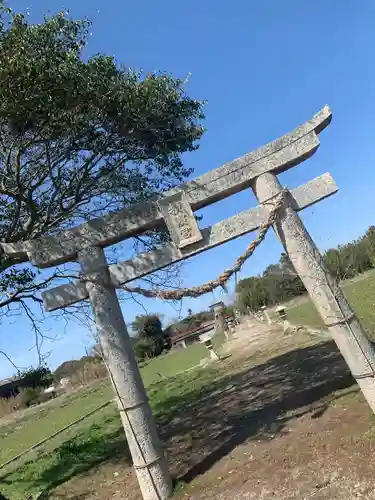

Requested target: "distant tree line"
[
  {"left": 236, "top": 225, "right": 375, "bottom": 312},
  {"left": 236, "top": 252, "right": 305, "bottom": 312},
  {"left": 324, "top": 226, "right": 375, "bottom": 280}
]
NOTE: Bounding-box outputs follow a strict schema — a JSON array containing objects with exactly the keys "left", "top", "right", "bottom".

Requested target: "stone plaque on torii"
[{"left": 3, "top": 106, "right": 375, "bottom": 500}]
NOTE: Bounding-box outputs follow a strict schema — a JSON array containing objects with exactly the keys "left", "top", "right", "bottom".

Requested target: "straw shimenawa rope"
[{"left": 118, "top": 190, "right": 287, "bottom": 301}]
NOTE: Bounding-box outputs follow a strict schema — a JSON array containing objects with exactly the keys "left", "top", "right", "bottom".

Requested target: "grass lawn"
[
  {"left": 0, "top": 365, "right": 222, "bottom": 499},
  {"left": 0, "top": 334, "right": 225, "bottom": 499},
  {"left": 287, "top": 271, "right": 375, "bottom": 337},
  {"left": 141, "top": 333, "right": 224, "bottom": 385},
  {"left": 1, "top": 325, "right": 370, "bottom": 500},
  {"left": 2, "top": 266, "right": 375, "bottom": 499}
]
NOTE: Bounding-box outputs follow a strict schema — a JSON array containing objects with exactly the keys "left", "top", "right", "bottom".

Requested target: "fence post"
[
  {"left": 78, "top": 246, "right": 172, "bottom": 500},
  {"left": 252, "top": 172, "right": 375, "bottom": 412}
]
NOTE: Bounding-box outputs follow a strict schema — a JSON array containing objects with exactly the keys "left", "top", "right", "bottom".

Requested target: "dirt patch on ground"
[{"left": 51, "top": 324, "right": 375, "bottom": 500}]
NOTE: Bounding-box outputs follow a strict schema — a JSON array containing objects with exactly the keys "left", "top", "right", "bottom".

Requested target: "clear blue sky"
[{"left": 1, "top": 0, "right": 375, "bottom": 377}]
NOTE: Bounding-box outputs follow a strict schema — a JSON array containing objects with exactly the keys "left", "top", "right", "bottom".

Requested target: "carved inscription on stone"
[{"left": 158, "top": 192, "right": 203, "bottom": 248}]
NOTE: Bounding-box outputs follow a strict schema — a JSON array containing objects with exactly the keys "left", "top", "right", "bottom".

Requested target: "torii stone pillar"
[
  {"left": 252, "top": 173, "right": 375, "bottom": 412},
  {"left": 79, "top": 246, "right": 172, "bottom": 500}
]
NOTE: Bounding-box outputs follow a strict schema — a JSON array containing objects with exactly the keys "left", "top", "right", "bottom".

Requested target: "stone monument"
[{"left": 209, "top": 301, "right": 228, "bottom": 339}]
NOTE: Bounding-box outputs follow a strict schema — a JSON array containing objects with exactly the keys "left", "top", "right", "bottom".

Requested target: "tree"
[
  {"left": 132, "top": 315, "right": 167, "bottom": 360},
  {"left": 236, "top": 251, "right": 306, "bottom": 313},
  {"left": 18, "top": 365, "right": 53, "bottom": 389},
  {"left": 236, "top": 225, "right": 375, "bottom": 316},
  {"left": 324, "top": 248, "right": 343, "bottom": 279},
  {"left": 324, "top": 241, "right": 373, "bottom": 282},
  {"left": 0, "top": 6, "right": 204, "bottom": 365},
  {"left": 236, "top": 276, "right": 268, "bottom": 312},
  {"left": 133, "top": 340, "right": 154, "bottom": 363},
  {"left": 262, "top": 264, "right": 282, "bottom": 304},
  {"left": 362, "top": 226, "right": 375, "bottom": 266},
  {"left": 263, "top": 253, "right": 305, "bottom": 301}
]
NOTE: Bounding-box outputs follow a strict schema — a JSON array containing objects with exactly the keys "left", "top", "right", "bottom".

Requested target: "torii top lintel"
[{"left": 0, "top": 106, "right": 332, "bottom": 268}]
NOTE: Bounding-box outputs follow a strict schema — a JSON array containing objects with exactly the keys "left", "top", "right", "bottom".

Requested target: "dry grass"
[
  {"left": 68, "top": 360, "right": 108, "bottom": 387},
  {"left": 0, "top": 394, "right": 20, "bottom": 418}
]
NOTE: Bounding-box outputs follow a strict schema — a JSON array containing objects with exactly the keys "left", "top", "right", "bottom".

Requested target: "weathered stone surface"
[
  {"left": 252, "top": 171, "right": 375, "bottom": 414},
  {"left": 42, "top": 173, "right": 338, "bottom": 312},
  {"left": 78, "top": 247, "right": 172, "bottom": 499},
  {"left": 157, "top": 191, "right": 203, "bottom": 248},
  {"left": 167, "top": 105, "right": 331, "bottom": 205},
  {"left": 180, "top": 131, "right": 320, "bottom": 207},
  {"left": 42, "top": 281, "right": 89, "bottom": 311},
  {"left": 42, "top": 243, "right": 183, "bottom": 311},
  {"left": 2, "top": 107, "right": 331, "bottom": 267},
  {"left": 26, "top": 201, "right": 161, "bottom": 267},
  {"left": 110, "top": 244, "right": 183, "bottom": 285}
]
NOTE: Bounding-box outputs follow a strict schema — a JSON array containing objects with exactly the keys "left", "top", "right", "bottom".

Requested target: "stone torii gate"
[{"left": 3, "top": 105, "right": 375, "bottom": 500}]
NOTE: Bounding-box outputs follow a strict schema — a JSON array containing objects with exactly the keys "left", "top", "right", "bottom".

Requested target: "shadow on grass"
[
  {"left": 39, "top": 425, "right": 130, "bottom": 490},
  {"left": 1, "top": 339, "right": 363, "bottom": 497},
  {"left": 0, "top": 416, "right": 131, "bottom": 498},
  {"left": 153, "top": 340, "right": 360, "bottom": 482}
]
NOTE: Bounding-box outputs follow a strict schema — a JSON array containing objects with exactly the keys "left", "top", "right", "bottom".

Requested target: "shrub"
[{"left": 18, "top": 387, "right": 41, "bottom": 407}]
